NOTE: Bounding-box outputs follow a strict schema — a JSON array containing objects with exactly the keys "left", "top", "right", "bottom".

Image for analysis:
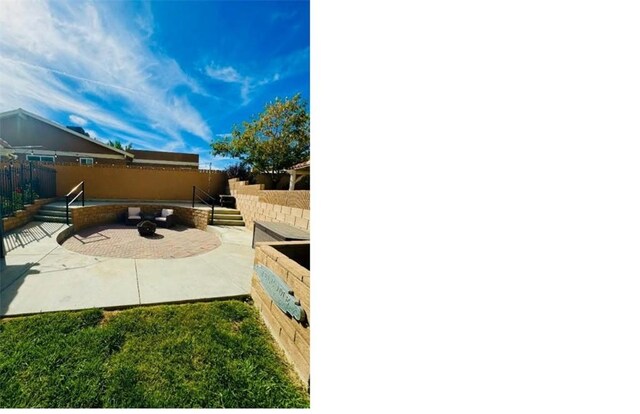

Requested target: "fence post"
[
  {"left": 8, "top": 164, "right": 14, "bottom": 217},
  {"left": 29, "top": 162, "right": 33, "bottom": 204},
  {"left": 81, "top": 181, "right": 85, "bottom": 206},
  {"left": 192, "top": 186, "right": 196, "bottom": 208},
  {"left": 20, "top": 163, "right": 24, "bottom": 209},
  {"left": 0, "top": 193, "right": 4, "bottom": 259}
]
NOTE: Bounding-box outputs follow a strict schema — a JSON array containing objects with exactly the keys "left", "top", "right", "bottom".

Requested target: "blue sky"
[{"left": 0, "top": 0, "right": 309, "bottom": 169}]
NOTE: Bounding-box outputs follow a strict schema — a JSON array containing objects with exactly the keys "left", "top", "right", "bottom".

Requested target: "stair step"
[
  {"left": 213, "top": 219, "right": 245, "bottom": 226},
  {"left": 39, "top": 205, "right": 68, "bottom": 212},
  {"left": 37, "top": 209, "right": 67, "bottom": 217},
  {"left": 33, "top": 215, "right": 71, "bottom": 223},
  {"left": 213, "top": 214, "right": 243, "bottom": 220},
  {"left": 214, "top": 209, "right": 241, "bottom": 215}
]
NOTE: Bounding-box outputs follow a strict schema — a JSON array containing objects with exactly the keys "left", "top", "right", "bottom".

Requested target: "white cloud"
[
  {"left": 198, "top": 153, "right": 238, "bottom": 170},
  {"left": 0, "top": 0, "right": 212, "bottom": 148},
  {"left": 203, "top": 47, "right": 308, "bottom": 106},
  {"left": 69, "top": 114, "right": 88, "bottom": 126},
  {"left": 204, "top": 62, "right": 255, "bottom": 105},
  {"left": 205, "top": 65, "right": 243, "bottom": 83}
]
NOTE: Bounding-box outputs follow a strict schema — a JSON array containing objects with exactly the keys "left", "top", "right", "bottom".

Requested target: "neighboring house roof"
[
  {"left": 0, "top": 108, "right": 134, "bottom": 158},
  {"left": 130, "top": 149, "right": 198, "bottom": 164}
]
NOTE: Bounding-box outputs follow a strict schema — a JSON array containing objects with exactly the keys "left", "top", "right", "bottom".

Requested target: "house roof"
[
  {"left": 130, "top": 149, "right": 198, "bottom": 163},
  {"left": 0, "top": 108, "right": 134, "bottom": 158}
]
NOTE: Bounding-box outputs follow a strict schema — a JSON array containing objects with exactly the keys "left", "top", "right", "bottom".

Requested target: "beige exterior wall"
[
  {"left": 55, "top": 164, "right": 227, "bottom": 201},
  {"left": 229, "top": 178, "right": 310, "bottom": 231},
  {"left": 252, "top": 243, "right": 310, "bottom": 387}
]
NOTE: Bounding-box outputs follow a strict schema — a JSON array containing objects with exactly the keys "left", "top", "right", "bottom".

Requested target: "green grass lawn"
[{"left": 0, "top": 301, "right": 309, "bottom": 408}]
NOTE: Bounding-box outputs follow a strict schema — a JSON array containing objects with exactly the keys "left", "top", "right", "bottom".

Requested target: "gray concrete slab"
[
  {"left": 2, "top": 222, "right": 66, "bottom": 255},
  {"left": 1, "top": 257, "right": 139, "bottom": 315},
  {"left": 0, "top": 220, "right": 255, "bottom": 317},
  {"left": 136, "top": 258, "right": 248, "bottom": 305},
  {"left": 210, "top": 225, "right": 255, "bottom": 245}
]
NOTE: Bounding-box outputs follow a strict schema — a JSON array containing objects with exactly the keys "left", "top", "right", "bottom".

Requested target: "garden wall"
[
  {"left": 1, "top": 198, "right": 56, "bottom": 232},
  {"left": 54, "top": 164, "right": 228, "bottom": 201},
  {"left": 252, "top": 242, "right": 310, "bottom": 387},
  {"left": 228, "top": 179, "right": 310, "bottom": 231}
]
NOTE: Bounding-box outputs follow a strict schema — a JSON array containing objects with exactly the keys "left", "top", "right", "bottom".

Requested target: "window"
[
  {"left": 26, "top": 155, "right": 55, "bottom": 162},
  {"left": 80, "top": 157, "right": 94, "bottom": 165}
]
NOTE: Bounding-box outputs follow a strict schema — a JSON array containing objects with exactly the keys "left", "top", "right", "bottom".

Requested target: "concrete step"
[
  {"left": 39, "top": 204, "right": 68, "bottom": 212},
  {"left": 33, "top": 215, "right": 71, "bottom": 224},
  {"left": 37, "top": 209, "right": 67, "bottom": 217},
  {"left": 213, "top": 219, "right": 245, "bottom": 226},
  {"left": 213, "top": 214, "right": 243, "bottom": 220},
  {"left": 214, "top": 209, "right": 241, "bottom": 215}
]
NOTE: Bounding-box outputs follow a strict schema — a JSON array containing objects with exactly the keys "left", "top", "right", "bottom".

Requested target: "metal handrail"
[
  {"left": 65, "top": 181, "right": 84, "bottom": 197},
  {"left": 68, "top": 191, "right": 84, "bottom": 206},
  {"left": 192, "top": 186, "right": 215, "bottom": 225},
  {"left": 65, "top": 181, "right": 85, "bottom": 225}
]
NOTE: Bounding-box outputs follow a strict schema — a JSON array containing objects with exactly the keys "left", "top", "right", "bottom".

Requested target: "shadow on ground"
[
  {"left": 0, "top": 261, "right": 40, "bottom": 316},
  {"left": 2, "top": 222, "right": 65, "bottom": 254}
]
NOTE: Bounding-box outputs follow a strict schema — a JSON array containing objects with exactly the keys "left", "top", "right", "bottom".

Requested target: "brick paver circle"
[{"left": 60, "top": 224, "right": 222, "bottom": 259}]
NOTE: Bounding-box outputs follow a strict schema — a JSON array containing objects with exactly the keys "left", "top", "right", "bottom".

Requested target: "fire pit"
[{"left": 137, "top": 220, "right": 157, "bottom": 237}]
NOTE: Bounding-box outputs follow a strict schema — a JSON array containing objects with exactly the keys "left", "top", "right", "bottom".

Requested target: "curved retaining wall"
[
  {"left": 70, "top": 204, "right": 212, "bottom": 232},
  {"left": 56, "top": 225, "right": 76, "bottom": 245}
]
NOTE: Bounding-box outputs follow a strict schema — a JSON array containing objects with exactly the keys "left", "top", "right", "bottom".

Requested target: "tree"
[
  {"left": 107, "top": 139, "right": 132, "bottom": 152},
  {"left": 212, "top": 94, "right": 310, "bottom": 188},
  {"left": 225, "top": 162, "right": 254, "bottom": 182}
]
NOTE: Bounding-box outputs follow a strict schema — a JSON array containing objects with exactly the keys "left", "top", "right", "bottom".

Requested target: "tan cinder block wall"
[
  {"left": 252, "top": 243, "right": 310, "bottom": 387},
  {"left": 71, "top": 204, "right": 212, "bottom": 231},
  {"left": 259, "top": 191, "right": 310, "bottom": 210},
  {"left": 1, "top": 198, "right": 57, "bottom": 232},
  {"left": 55, "top": 165, "right": 228, "bottom": 200},
  {"left": 228, "top": 179, "right": 310, "bottom": 231}
]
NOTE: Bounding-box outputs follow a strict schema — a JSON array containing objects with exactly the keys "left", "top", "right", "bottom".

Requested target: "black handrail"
[
  {"left": 192, "top": 186, "right": 214, "bottom": 225},
  {"left": 65, "top": 181, "right": 84, "bottom": 225}
]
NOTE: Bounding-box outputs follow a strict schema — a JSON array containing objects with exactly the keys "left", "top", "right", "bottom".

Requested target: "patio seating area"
[{"left": 127, "top": 207, "right": 177, "bottom": 228}]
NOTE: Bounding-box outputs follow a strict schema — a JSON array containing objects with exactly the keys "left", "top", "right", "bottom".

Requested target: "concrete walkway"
[{"left": 0, "top": 221, "right": 255, "bottom": 317}]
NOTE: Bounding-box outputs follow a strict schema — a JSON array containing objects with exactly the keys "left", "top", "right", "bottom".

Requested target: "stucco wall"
[{"left": 55, "top": 164, "right": 227, "bottom": 201}]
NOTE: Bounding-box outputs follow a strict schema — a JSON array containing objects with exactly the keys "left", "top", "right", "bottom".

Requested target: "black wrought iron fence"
[{"left": 0, "top": 162, "right": 57, "bottom": 218}]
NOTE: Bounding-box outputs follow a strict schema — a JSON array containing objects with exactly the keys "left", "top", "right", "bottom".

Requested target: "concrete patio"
[{"left": 0, "top": 221, "right": 255, "bottom": 317}]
